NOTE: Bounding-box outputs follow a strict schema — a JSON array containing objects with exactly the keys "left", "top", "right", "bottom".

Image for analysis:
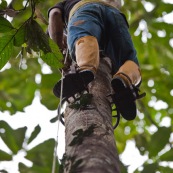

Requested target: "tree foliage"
[{"left": 0, "top": 0, "right": 173, "bottom": 172}]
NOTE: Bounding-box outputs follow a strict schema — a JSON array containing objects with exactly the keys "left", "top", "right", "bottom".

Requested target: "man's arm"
[{"left": 48, "top": 8, "right": 64, "bottom": 50}]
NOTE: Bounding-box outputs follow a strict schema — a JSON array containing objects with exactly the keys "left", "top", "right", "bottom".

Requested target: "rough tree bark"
[
  {"left": 63, "top": 1, "right": 122, "bottom": 172},
  {"left": 63, "top": 58, "right": 120, "bottom": 173}
]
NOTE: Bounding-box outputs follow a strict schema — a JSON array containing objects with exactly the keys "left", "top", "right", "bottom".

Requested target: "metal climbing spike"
[
  {"left": 85, "top": 88, "right": 89, "bottom": 93},
  {"left": 78, "top": 88, "right": 87, "bottom": 96},
  {"left": 111, "top": 104, "right": 121, "bottom": 130},
  {"left": 66, "top": 98, "right": 71, "bottom": 104},
  {"left": 108, "top": 93, "right": 121, "bottom": 130},
  {"left": 72, "top": 95, "right": 76, "bottom": 101},
  {"left": 112, "top": 110, "right": 121, "bottom": 130}
]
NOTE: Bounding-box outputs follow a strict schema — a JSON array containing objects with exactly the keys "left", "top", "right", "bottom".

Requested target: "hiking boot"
[
  {"left": 53, "top": 70, "right": 94, "bottom": 98},
  {"left": 111, "top": 60, "right": 145, "bottom": 120}
]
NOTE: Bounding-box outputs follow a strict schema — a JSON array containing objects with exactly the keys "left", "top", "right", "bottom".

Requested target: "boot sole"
[
  {"left": 53, "top": 71, "right": 94, "bottom": 98},
  {"left": 111, "top": 77, "right": 136, "bottom": 120}
]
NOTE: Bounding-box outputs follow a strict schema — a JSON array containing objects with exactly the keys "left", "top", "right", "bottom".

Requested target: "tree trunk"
[
  {"left": 63, "top": 1, "right": 122, "bottom": 172},
  {"left": 63, "top": 58, "right": 120, "bottom": 173}
]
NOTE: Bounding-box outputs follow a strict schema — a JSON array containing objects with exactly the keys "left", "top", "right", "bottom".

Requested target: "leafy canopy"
[{"left": 0, "top": 0, "right": 173, "bottom": 173}]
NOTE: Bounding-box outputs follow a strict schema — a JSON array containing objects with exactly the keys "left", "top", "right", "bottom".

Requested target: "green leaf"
[
  {"left": 0, "top": 16, "right": 14, "bottom": 33},
  {"left": 34, "top": 0, "right": 47, "bottom": 4},
  {"left": 0, "top": 0, "right": 7, "bottom": 10},
  {"left": 160, "top": 148, "right": 173, "bottom": 161},
  {"left": 141, "top": 163, "right": 158, "bottom": 173},
  {"left": 135, "top": 133, "right": 149, "bottom": 155},
  {"left": 119, "top": 161, "right": 128, "bottom": 173},
  {"left": 0, "top": 170, "right": 8, "bottom": 173},
  {"left": 14, "top": 24, "right": 27, "bottom": 47},
  {"left": 0, "top": 121, "right": 27, "bottom": 154},
  {"left": 26, "top": 19, "right": 51, "bottom": 53},
  {"left": 27, "top": 125, "right": 41, "bottom": 144},
  {"left": 40, "top": 73, "right": 61, "bottom": 110},
  {"left": 10, "top": 0, "right": 25, "bottom": 10},
  {"left": 40, "top": 39, "right": 63, "bottom": 68},
  {"left": 0, "top": 35, "right": 14, "bottom": 69},
  {"left": 41, "top": 52, "right": 63, "bottom": 68},
  {"left": 148, "top": 127, "right": 172, "bottom": 157},
  {"left": 0, "top": 59, "right": 40, "bottom": 114},
  {"left": 19, "top": 162, "right": 51, "bottom": 173},
  {"left": 26, "top": 139, "right": 55, "bottom": 165},
  {"left": 48, "top": 38, "right": 62, "bottom": 55},
  {"left": 0, "top": 149, "right": 12, "bottom": 161},
  {"left": 159, "top": 166, "right": 173, "bottom": 173},
  {"left": 19, "top": 139, "right": 59, "bottom": 172}
]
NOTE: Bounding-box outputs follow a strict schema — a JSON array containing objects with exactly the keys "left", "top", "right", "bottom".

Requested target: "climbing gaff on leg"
[
  {"left": 53, "top": 36, "right": 100, "bottom": 100},
  {"left": 111, "top": 60, "right": 146, "bottom": 121},
  {"left": 53, "top": 71, "right": 93, "bottom": 99},
  {"left": 112, "top": 106, "right": 121, "bottom": 130}
]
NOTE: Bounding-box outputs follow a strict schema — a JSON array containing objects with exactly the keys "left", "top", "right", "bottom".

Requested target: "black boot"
[
  {"left": 111, "top": 61, "right": 145, "bottom": 120},
  {"left": 53, "top": 70, "right": 94, "bottom": 99}
]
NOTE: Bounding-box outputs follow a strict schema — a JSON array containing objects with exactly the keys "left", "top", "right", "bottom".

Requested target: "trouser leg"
[
  {"left": 75, "top": 35, "right": 99, "bottom": 74},
  {"left": 53, "top": 36, "right": 100, "bottom": 99}
]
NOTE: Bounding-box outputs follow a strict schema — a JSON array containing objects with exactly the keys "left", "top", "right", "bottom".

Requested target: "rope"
[{"left": 51, "top": 49, "right": 69, "bottom": 173}]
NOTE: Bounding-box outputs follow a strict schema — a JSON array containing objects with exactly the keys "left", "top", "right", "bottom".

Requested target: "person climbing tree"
[{"left": 48, "top": 0, "right": 145, "bottom": 121}]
